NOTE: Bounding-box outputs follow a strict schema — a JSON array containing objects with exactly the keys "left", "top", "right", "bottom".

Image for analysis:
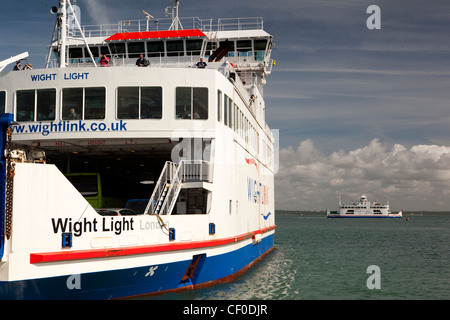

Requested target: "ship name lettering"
[
  {"left": 102, "top": 217, "right": 135, "bottom": 235},
  {"left": 51, "top": 217, "right": 135, "bottom": 237},
  {"left": 247, "top": 177, "right": 269, "bottom": 205},
  {"left": 30, "top": 73, "right": 57, "bottom": 82},
  {"left": 64, "top": 72, "right": 89, "bottom": 80}
]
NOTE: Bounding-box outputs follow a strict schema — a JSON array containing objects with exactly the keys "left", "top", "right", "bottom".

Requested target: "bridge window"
[
  {"left": 16, "top": 89, "right": 56, "bottom": 122},
  {"left": 0, "top": 91, "right": 5, "bottom": 114},
  {"left": 167, "top": 40, "right": 184, "bottom": 57},
  {"left": 186, "top": 40, "right": 203, "bottom": 56},
  {"left": 147, "top": 41, "right": 164, "bottom": 57},
  {"left": 85, "top": 46, "right": 99, "bottom": 59},
  {"left": 117, "top": 86, "right": 162, "bottom": 119},
  {"left": 128, "top": 42, "right": 145, "bottom": 58},
  {"left": 62, "top": 87, "right": 105, "bottom": 120},
  {"left": 254, "top": 39, "right": 268, "bottom": 61},
  {"left": 69, "top": 47, "right": 83, "bottom": 59},
  {"left": 176, "top": 87, "right": 208, "bottom": 120},
  {"left": 109, "top": 42, "right": 126, "bottom": 58}
]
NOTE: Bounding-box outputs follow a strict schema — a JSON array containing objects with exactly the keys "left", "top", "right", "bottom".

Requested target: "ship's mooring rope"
[{"left": 151, "top": 213, "right": 173, "bottom": 235}]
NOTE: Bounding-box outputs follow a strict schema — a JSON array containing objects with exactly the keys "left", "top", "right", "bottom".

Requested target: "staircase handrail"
[{"left": 144, "top": 161, "right": 177, "bottom": 214}]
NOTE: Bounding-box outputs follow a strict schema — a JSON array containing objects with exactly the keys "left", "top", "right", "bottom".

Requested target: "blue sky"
[{"left": 2, "top": 0, "right": 450, "bottom": 210}]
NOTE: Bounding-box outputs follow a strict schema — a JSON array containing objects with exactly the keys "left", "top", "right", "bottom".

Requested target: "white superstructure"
[{"left": 0, "top": 0, "right": 276, "bottom": 299}]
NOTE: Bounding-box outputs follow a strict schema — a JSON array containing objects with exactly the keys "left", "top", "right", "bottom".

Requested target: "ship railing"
[
  {"left": 217, "top": 17, "right": 263, "bottom": 31},
  {"left": 71, "top": 23, "right": 121, "bottom": 38},
  {"left": 158, "top": 160, "right": 213, "bottom": 215},
  {"left": 70, "top": 17, "right": 263, "bottom": 38},
  {"left": 181, "top": 160, "right": 213, "bottom": 183}
]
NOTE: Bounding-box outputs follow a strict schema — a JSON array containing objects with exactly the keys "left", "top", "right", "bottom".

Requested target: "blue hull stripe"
[{"left": 0, "top": 234, "right": 274, "bottom": 299}]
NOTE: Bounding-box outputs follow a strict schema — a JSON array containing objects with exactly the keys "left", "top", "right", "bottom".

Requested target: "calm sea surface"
[{"left": 144, "top": 214, "right": 450, "bottom": 300}]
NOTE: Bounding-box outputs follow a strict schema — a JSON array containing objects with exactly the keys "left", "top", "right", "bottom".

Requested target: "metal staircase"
[{"left": 145, "top": 160, "right": 212, "bottom": 215}]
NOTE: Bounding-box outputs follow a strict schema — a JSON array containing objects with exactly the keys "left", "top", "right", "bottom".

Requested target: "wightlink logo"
[{"left": 12, "top": 120, "right": 127, "bottom": 136}]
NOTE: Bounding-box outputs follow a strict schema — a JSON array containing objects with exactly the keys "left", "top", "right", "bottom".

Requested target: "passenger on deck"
[
  {"left": 99, "top": 54, "right": 110, "bottom": 67},
  {"left": 13, "top": 61, "right": 21, "bottom": 71},
  {"left": 136, "top": 54, "right": 149, "bottom": 67},
  {"left": 196, "top": 58, "right": 207, "bottom": 68}
]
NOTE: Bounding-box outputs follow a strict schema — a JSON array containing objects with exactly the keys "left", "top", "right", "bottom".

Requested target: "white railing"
[
  {"left": 181, "top": 160, "right": 213, "bottom": 182},
  {"left": 217, "top": 17, "right": 263, "bottom": 31},
  {"left": 70, "top": 17, "right": 263, "bottom": 39}
]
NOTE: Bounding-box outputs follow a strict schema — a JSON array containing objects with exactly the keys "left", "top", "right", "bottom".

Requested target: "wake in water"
[{"left": 196, "top": 244, "right": 298, "bottom": 300}]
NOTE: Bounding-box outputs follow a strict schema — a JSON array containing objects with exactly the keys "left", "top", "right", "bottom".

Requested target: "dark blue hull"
[{"left": 0, "top": 234, "right": 274, "bottom": 299}]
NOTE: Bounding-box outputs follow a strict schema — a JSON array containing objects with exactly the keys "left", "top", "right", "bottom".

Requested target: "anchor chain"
[{"left": 5, "top": 127, "right": 14, "bottom": 240}]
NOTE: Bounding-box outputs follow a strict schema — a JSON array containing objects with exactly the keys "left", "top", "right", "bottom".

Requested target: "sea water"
[{"left": 147, "top": 214, "right": 449, "bottom": 300}]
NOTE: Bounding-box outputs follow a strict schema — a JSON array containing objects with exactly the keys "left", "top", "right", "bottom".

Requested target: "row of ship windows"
[
  {"left": 65, "top": 38, "right": 268, "bottom": 62},
  {"left": 0, "top": 87, "right": 209, "bottom": 122},
  {"left": 0, "top": 88, "right": 270, "bottom": 158},
  {"left": 217, "top": 90, "right": 258, "bottom": 152},
  {"left": 0, "top": 89, "right": 258, "bottom": 140}
]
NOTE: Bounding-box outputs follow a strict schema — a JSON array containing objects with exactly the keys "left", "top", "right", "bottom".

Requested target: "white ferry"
[
  {"left": 326, "top": 195, "right": 402, "bottom": 218},
  {"left": 0, "top": 0, "right": 276, "bottom": 299}
]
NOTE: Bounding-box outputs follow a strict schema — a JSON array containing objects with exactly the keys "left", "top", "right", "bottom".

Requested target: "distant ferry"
[{"left": 327, "top": 195, "right": 402, "bottom": 218}]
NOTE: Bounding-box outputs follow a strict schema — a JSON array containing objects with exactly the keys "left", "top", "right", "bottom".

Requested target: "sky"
[{"left": 2, "top": 0, "right": 450, "bottom": 211}]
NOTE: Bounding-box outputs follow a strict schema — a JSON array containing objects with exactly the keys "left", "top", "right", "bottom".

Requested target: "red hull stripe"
[
  {"left": 105, "top": 29, "right": 206, "bottom": 41},
  {"left": 30, "top": 225, "right": 276, "bottom": 264}
]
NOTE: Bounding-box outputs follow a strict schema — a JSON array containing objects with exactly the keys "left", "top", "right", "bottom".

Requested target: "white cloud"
[{"left": 276, "top": 139, "right": 450, "bottom": 211}]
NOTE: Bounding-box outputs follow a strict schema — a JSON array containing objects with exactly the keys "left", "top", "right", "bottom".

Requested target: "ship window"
[
  {"left": 117, "top": 87, "right": 139, "bottom": 119},
  {"left": 16, "top": 89, "right": 56, "bottom": 122},
  {"left": 85, "top": 47, "right": 99, "bottom": 58},
  {"left": 223, "top": 94, "right": 233, "bottom": 127},
  {"left": 0, "top": 91, "right": 5, "bottom": 114},
  {"left": 237, "top": 40, "right": 252, "bottom": 57},
  {"left": 186, "top": 39, "right": 203, "bottom": 56},
  {"left": 128, "top": 42, "right": 145, "bottom": 58},
  {"left": 254, "top": 39, "right": 268, "bottom": 61},
  {"left": 237, "top": 40, "right": 252, "bottom": 52},
  {"left": 16, "top": 90, "right": 34, "bottom": 121},
  {"left": 141, "top": 87, "right": 162, "bottom": 119},
  {"left": 220, "top": 41, "right": 234, "bottom": 57},
  {"left": 36, "top": 89, "right": 56, "bottom": 121},
  {"left": 225, "top": 95, "right": 232, "bottom": 128},
  {"left": 147, "top": 41, "right": 164, "bottom": 57},
  {"left": 176, "top": 87, "right": 208, "bottom": 120},
  {"left": 217, "top": 90, "right": 222, "bottom": 122},
  {"left": 69, "top": 47, "right": 83, "bottom": 59},
  {"left": 254, "top": 39, "right": 268, "bottom": 51},
  {"left": 62, "top": 87, "right": 105, "bottom": 120},
  {"left": 167, "top": 40, "right": 184, "bottom": 57},
  {"left": 109, "top": 43, "right": 126, "bottom": 57},
  {"left": 62, "top": 88, "right": 82, "bottom": 120},
  {"left": 117, "top": 86, "right": 162, "bottom": 119},
  {"left": 85, "top": 87, "right": 106, "bottom": 119}
]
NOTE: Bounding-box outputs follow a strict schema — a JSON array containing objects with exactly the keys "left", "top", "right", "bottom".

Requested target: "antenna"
[
  {"left": 142, "top": 10, "right": 154, "bottom": 31},
  {"left": 166, "top": 0, "right": 182, "bottom": 30},
  {"left": 46, "top": 0, "right": 97, "bottom": 68}
]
